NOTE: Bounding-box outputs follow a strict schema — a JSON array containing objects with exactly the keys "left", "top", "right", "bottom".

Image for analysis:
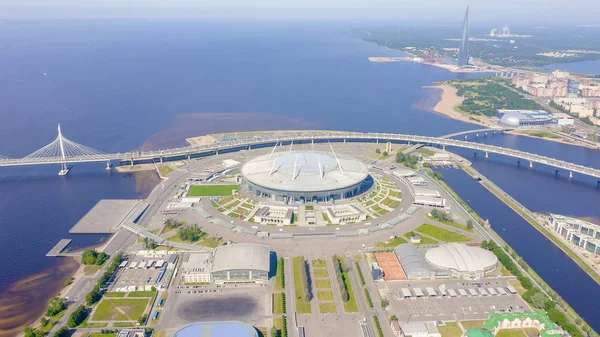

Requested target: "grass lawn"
[
  {"left": 403, "top": 232, "right": 439, "bottom": 245},
  {"left": 305, "top": 205, "right": 314, "bottom": 211},
  {"left": 112, "top": 322, "right": 135, "bottom": 327},
  {"left": 197, "top": 236, "right": 223, "bottom": 248},
  {"left": 81, "top": 322, "right": 108, "bottom": 328},
  {"left": 91, "top": 298, "right": 149, "bottom": 321},
  {"left": 509, "top": 279, "right": 527, "bottom": 296},
  {"left": 315, "top": 279, "right": 331, "bottom": 289},
  {"left": 273, "top": 293, "right": 285, "bottom": 315},
  {"left": 496, "top": 329, "right": 528, "bottom": 337},
  {"left": 500, "top": 265, "right": 513, "bottom": 276},
  {"left": 374, "top": 236, "right": 407, "bottom": 248},
  {"left": 157, "top": 165, "right": 175, "bottom": 176},
  {"left": 216, "top": 196, "right": 234, "bottom": 205},
  {"left": 274, "top": 258, "right": 285, "bottom": 291},
  {"left": 438, "top": 322, "right": 463, "bottom": 337},
  {"left": 319, "top": 303, "right": 337, "bottom": 314},
  {"left": 317, "top": 290, "right": 334, "bottom": 301},
  {"left": 292, "top": 256, "right": 312, "bottom": 314},
  {"left": 336, "top": 257, "right": 359, "bottom": 313},
  {"left": 426, "top": 215, "right": 474, "bottom": 232},
  {"left": 104, "top": 292, "right": 126, "bottom": 297},
  {"left": 460, "top": 320, "right": 484, "bottom": 329},
  {"left": 311, "top": 259, "right": 327, "bottom": 268},
  {"left": 313, "top": 269, "right": 329, "bottom": 278},
  {"left": 187, "top": 184, "right": 240, "bottom": 197},
  {"left": 128, "top": 290, "right": 156, "bottom": 297},
  {"left": 84, "top": 265, "right": 102, "bottom": 276},
  {"left": 415, "top": 224, "right": 472, "bottom": 242},
  {"left": 273, "top": 317, "right": 284, "bottom": 330},
  {"left": 89, "top": 333, "right": 116, "bottom": 337}
]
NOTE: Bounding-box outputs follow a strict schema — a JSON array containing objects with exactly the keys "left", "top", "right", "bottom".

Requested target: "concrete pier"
[{"left": 46, "top": 239, "right": 72, "bottom": 257}]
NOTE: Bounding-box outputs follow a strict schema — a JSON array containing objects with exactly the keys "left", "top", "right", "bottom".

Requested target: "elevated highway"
[{"left": 0, "top": 129, "right": 598, "bottom": 180}]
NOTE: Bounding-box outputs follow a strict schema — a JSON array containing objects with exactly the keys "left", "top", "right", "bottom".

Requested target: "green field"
[
  {"left": 460, "top": 320, "right": 484, "bottom": 329},
  {"left": 128, "top": 290, "right": 156, "bottom": 297},
  {"left": 89, "top": 333, "right": 116, "bottom": 337},
  {"left": 197, "top": 236, "right": 223, "bottom": 248},
  {"left": 91, "top": 298, "right": 149, "bottom": 321},
  {"left": 315, "top": 279, "right": 331, "bottom": 289},
  {"left": 313, "top": 269, "right": 329, "bottom": 278},
  {"left": 415, "top": 224, "right": 472, "bottom": 242},
  {"left": 104, "top": 292, "right": 126, "bottom": 298},
  {"left": 112, "top": 322, "right": 135, "bottom": 327},
  {"left": 319, "top": 303, "right": 337, "bottom": 313},
  {"left": 317, "top": 290, "right": 334, "bottom": 301},
  {"left": 158, "top": 165, "right": 175, "bottom": 176},
  {"left": 187, "top": 184, "right": 240, "bottom": 196},
  {"left": 496, "top": 329, "right": 528, "bottom": 337},
  {"left": 273, "top": 293, "right": 285, "bottom": 315},
  {"left": 292, "top": 256, "right": 312, "bottom": 314},
  {"left": 438, "top": 322, "right": 463, "bottom": 337},
  {"left": 374, "top": 236, "right": 407, "bottom": 248},
  {"left": 274, "top": 259, "right": 285, "bottom": 290},
  {"left": 311, "top": 259, "right": 327, "bottom": 268},
  {"left": 403, "top": 232, "right": 439, "bottom": 245}
]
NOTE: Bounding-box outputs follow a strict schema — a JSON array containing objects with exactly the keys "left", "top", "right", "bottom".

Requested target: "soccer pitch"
[{"left": 187, "top": 184, "right": 240, "bottom": 196}]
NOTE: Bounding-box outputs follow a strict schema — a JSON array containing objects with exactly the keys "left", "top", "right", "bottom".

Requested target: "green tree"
[
  {"left": 530, "top": 292, "right": 548, "bottom": 309},
  {"left": 86, "top": 285, "right": 101, "bottom": 305},
  {"left": 381, "top": 297, "right": 389, "bottom": 308},
  {"left": 24, "top": 328, "right": 44, "bottom": 337},
  {"left": 54, "top": 326, "right": 70, "bottom": 337},
  {"left": 467, "top": 220, "right": 474, "bottom": 230},
  {"left": 138, "top": 314, "right": 148, "bottom": 325},
  {"left": 382, "top": 151, "right": 389, "bottom": 156},
  {"left": 375, "top": 148, "right": 381, "bottom": 154},
  {"left": 67, "top": 305, "right": 87, "bottom": 328},
  {"left": 40, "top": 317, "right": 49, "bottom": 327}
]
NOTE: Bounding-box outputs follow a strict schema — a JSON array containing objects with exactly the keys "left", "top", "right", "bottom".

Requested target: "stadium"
[
  {"left": 425, "top": 243, "right": 498, "bottom": 280},
  {"left": 211, "top": 243, "right": 270, "bottom": 284},
  {"left": 241, "top": 150, "right": 370, "bottom": 202}
]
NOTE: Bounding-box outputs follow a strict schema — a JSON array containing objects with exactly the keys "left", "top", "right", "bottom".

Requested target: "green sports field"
[{"left": 187, "top": 184, "right": 239, "bottom": 196}]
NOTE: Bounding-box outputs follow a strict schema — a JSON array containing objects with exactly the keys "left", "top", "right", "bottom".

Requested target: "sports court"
[{"left": 374, "top": 252, "right": 406, "bottom": 280}]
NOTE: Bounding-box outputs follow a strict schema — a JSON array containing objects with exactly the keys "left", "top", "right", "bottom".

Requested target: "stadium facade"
[
  {"left": 425, "top": 243, "right": 498, "bottom": 280},
  {"left": 241, "top": 150, "right": 370, "bottom": 202}
]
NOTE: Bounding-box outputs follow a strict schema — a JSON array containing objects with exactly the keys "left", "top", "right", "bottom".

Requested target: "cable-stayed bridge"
[{"left": 0, "top": 125, "right": 599, "bottom": 180}]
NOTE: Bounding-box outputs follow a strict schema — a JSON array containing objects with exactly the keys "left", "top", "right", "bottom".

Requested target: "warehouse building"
[
  {"left": 180, "top": 243, "right": 270, "bottom": 284},
  {"left": 394, "top": 244, "right": 432, "bottom": 279}
]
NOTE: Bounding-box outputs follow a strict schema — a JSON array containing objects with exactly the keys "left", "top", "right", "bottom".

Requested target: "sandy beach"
[{"left": 423, "top": 84, "right": 490, "bottom": 127}]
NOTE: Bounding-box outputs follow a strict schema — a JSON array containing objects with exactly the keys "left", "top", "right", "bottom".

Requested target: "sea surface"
[
  {"left": 0, "top": 20, "right": 599, "bottom": 333},
  {"left": 542, "top": 59, "right": 600, "bottom": 75}
]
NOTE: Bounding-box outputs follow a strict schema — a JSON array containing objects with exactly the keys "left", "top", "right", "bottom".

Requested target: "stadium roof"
[
  {"left": 174, "top": 321, "right": 258, "bottom": 337},
  {"left": 394, "top": 244, "right": 431, "bottom": 276},
  {"left": 425, "top": 243, "right": 498, "bottom": 273},
  {"left": 212, "top": 243, "right": 270, "bottom": 273},
  {"left": 241, "top": 151, "right": 368, "bottom": 193}
]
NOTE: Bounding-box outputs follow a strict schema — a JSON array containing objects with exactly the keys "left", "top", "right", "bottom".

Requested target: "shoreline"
[{"left": 425, "top": 84, "right": 599, "bottom": 149}]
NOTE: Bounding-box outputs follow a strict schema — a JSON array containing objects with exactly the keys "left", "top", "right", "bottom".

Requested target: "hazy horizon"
[{"left": 1, "top": 0, "right": 598, "bottom": 25}]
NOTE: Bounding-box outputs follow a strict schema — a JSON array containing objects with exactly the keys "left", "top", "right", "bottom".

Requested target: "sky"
[{"left": 0, "top": 0, "right": 597, "bottom": 24}]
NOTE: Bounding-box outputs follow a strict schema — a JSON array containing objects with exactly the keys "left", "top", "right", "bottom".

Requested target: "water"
[
  {"left": 542, "top": 59, "right": 600, "bottom": 75},
  {"left": 0, "top": 20, "right": 599, "bottom": 333}
]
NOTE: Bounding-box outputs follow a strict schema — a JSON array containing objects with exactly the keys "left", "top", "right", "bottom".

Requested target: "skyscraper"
[{"left": 457, "top": 6, "right": 470, "bottom": 67}]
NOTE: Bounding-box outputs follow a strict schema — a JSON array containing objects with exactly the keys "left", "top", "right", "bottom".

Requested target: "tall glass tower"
[{"left": 457, "top": 6, "right": 470, "bottom": 67}]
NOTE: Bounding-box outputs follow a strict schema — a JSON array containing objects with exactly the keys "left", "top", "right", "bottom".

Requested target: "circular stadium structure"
[
  {"left": 241, "top": 151, "right": 370, "bottom": 202},
  {"left": 425, "top": 243, "right": 498, "bottom": 280}
]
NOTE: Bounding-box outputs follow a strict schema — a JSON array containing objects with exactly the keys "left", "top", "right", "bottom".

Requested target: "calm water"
[
  {"left": 0, "top": 20, "right": 599, "bottom": 332},
  {"left": 542, "top": 59, "right": 600, "bottom": 75}
]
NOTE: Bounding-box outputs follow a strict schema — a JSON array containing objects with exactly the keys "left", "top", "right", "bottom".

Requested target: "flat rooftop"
[{"left": 69, "top": 199, "right": 141, "bottom": 233}]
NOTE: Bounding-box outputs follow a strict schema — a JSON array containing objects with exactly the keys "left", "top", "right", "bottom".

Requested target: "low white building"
[
  {"left": 222, "top": 159, "right": 241, "bottom": 168},
  {"left": 181, "top": 252, "right": 213, "bottom": 284},
  {"left": 550, "top": 213, "right": 600, "bottom": 255},
  {"left": 252, "top": 205, "right": 294, "bottom": 225},
  {"left": 322, "top": 204, "right": 366, "bottom": 224},
  {"left": 399, "top": 322, "right": 441, "bottom": 337}
]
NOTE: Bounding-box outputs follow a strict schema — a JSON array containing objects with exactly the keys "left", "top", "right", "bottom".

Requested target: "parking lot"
[
  {"left": 156, "top": 287, "right": 271, "bottom": 331},
  {"left": 110, "top": 254, "right": 177, "bottom": 291},
  {"left": 379, "top": 277, "right": 531, "bottom": 322}
]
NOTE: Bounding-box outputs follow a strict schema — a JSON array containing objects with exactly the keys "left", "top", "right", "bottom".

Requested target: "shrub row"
[
  {"left": 86, "top": 252, "right": 124, "bottom": 305},
  {"left": 364, "top": 288, "right": 373, "bottom": 309},
  {"left": 372, "top": 315, "right": 384, "bottom": 337},
  {"left": 299, "top": 257, "right": 312, "bottom": 302},
  {"left": 332, "top": 256, "right": 349, "bottom": 302},
  {"left": 355, "top": 261, "right": 366, "bottom": 286}
]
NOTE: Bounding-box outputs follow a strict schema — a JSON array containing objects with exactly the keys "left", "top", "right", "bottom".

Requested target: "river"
[{"left": 0, "top": 20, "right": 598, "bottom": 334}]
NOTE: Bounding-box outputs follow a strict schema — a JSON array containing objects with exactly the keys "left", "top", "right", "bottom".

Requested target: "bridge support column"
[
  {"left": 215, "top": 149, "right": 219, "bottom": 155},
  {"left": 187, "top": 153, "right": 191, "bottom": 160},
  {"left": 130, "top": 159, "right": 134, "bottom": 167},
  {"left": 473, "top": 152, "right": 477, "bottom": 158},
  {"left": 105, "top": 161, "right": 112, "bottom": 171},
  {"left": 376, "top": 138, "right": 379, "bottom": 144},
  {"left": 555, "top": 169, "right": 559, "bottom": 177},
  {"left": 476, "top": 133, "right": 479, "bottom": 138},
  {"left": 569, "top": 171, "right": 573, "bottom": 179},
  {"left": 517, "top": 160, "right": 520, "bottom": 167},
  {"left": 529, "top": 161, "right": 533, "bottom": 168},
  {"left": 464, "top": 135, "right": 468, "bottom": 140},
  {"left": 442, "top": 145, "right": 446, "bottom": 151},
  {"left": 493, "top": 131, "right": 495, "bottom": 135},
  {"left": 485, "top": 152, "right": 489, "bottom": 159},
  {"left": 160, "top": 156, "right": 163, "bottom": 164},
  {"left": 484, "top": 132, "right": 487, "bottom": 138},
  {"left": 344, "top": 138, "right": 346, "bottom": 143},
  {"left": 248, "top": 144, "right": 251, "bottom": 150}
]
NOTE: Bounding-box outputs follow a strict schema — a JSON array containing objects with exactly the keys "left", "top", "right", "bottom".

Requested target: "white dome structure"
[
  {"left": 425, "top": 243, "right": 498, "bottom": 280},
  {"left": 499, "top": 111, "right": 526, "bottom": 126},
  {"left": 241, "top": 150, "right": 370, "bottom": 202}
]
